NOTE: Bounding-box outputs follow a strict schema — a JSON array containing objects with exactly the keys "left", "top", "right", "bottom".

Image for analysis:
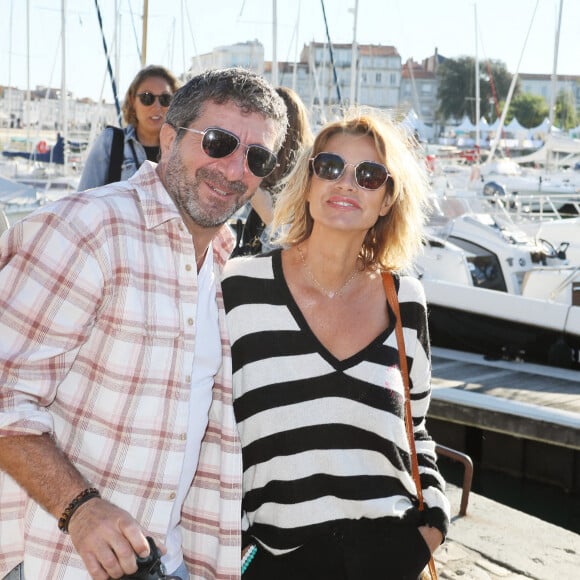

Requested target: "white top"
[{"left": 163, "top": 246, "right": 221, "bottom": 571}]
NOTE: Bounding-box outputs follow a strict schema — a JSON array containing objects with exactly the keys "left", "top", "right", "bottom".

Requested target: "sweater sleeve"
[{"left": 400, "top": 275, "right": 450, "bottom": 537}]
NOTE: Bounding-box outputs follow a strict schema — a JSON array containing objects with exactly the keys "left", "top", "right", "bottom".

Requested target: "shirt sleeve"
[{"left": 0, "top": 213, "right": 104, "bottom": 436}]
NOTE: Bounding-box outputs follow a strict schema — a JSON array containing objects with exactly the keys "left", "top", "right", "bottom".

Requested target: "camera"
[{"left": 120, "top": 536, "right": 180, "bottom": 580}]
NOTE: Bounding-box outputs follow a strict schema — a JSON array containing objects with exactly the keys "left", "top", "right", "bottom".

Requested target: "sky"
[{"left": 1, "top": 0, "right": 578, "bottom": 103}]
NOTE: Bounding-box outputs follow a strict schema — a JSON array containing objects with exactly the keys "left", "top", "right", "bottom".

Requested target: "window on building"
[{"left": 376, "top": 72, "right": 382, "bottom": 83}]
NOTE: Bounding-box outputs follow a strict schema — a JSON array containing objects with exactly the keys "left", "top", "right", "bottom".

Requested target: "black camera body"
[{"left": 121, "top": 536, "right": 171, "bottom": 580}]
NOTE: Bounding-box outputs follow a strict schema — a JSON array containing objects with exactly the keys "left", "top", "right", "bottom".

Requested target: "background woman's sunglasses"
[
  {"left": 310, "top": 152, "right": 390, "bottom": 190},
  {"left": 178, "top": 126, "right": 278, "bottom": 178},
  {"left": 137, "top": 92, "right": 173, "bottom": 107}
]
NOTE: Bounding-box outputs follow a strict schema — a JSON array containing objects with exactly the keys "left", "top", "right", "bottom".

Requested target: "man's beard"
[{"left": 164, "top": 150, "right": 252, "bottom": 228}]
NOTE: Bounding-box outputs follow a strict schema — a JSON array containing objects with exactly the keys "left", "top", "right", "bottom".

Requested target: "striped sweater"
[{"left": 222, "top": 249, "right": 449, "bottom": 553}]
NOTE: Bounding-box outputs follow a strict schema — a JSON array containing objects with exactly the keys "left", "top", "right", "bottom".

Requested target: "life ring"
[{"left": 36, "top": 140, "right": 49, "bottom": 154}]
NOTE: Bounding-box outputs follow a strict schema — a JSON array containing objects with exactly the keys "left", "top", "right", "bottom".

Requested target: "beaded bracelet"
[
  {"left": 241, "top": 543, "right": 257, "bottom": 575},
  {"left": 58, "top": 487, "right": 101, "bottom": 534}
]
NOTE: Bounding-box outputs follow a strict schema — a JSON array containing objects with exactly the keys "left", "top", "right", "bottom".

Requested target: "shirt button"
[
  {"left": 179, "top": 433, "right": 187, "bottom": 441},
  {"left": 168, "top": 491, "right": 176, "bottom": 500},
  {"left": 187, "top": 318, "right": 194, "bottom": 326},
  {"left": 185, "top": 264, "right": 192, "bottom": 271},
  {"left": 185, "top": 375, "right": 191, "bottom": 383}
]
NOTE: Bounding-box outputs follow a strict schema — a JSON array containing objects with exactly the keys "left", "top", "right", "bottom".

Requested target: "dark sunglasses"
[
  {"left": 310, "top": 152, "right": 390, "bottom": 191},
  {"left": 136, "top": 92, "right": 173, "bottom": 107},
  {"left": 178, "top": 126, "right": 278, "bottom": 178}
]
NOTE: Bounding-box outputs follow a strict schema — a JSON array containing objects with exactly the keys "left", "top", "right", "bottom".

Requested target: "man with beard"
[{"left": 0, "top": 68, "right": 287, "bottom": 580}]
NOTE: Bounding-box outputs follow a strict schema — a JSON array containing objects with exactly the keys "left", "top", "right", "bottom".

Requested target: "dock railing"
[{"left": 436, "top": 444, "right": 473, "bottom": 516}]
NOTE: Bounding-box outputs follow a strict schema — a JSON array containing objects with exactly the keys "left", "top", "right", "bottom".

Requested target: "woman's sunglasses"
[
  {"left": 136, "top": 92, "right": 173, "bottom": 107},
  {"left": 178, "top": 126, "right": 278, "bottom": 178},
  {"left": 310, "top": 152, "right": 390, "bottom": 191}
]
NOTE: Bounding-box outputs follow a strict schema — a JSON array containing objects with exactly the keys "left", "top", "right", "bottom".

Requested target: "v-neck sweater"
[{"left": 222, "top": 249, "right": 449, "bottom": 554}]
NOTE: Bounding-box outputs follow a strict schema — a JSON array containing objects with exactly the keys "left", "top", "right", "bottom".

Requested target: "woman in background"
[
  {"left": 232, "top": 86, "right": 313, "bottom": 255},
  {"left": 223, "top": 108, "right": 449, "bottom": 579},
  {"left": 78, "top": 65, "right": 180, "bottom": 190}
]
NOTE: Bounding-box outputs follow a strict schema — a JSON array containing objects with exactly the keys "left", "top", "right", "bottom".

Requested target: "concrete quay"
[{"left": 436, "top": 484, "right": 579, "bottom": 579}]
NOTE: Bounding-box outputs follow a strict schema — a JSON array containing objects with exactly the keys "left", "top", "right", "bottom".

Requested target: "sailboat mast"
[
  {"left": 141, "top": 0, "right": 149, "bottom": 66},
  {"left": 548, "top": 0, "right": 564, "bottom": 128},
  {"left": 487, "top": 0, "right": 540, "bottom": 163},
  {"left": 474, "top": 4, "right": 480, "bottom": 153},
  {"left": 61, "top": 0, "right": 68, "bottom": 167},
  {"left": 25, "top": 0, "right": 31, "bottom": 143},
  {"left": 349, "top": 0, "right": 359, "bottom": 105},
  {"left": 272, "top": 0, "right": 278, "bottom": 86}
]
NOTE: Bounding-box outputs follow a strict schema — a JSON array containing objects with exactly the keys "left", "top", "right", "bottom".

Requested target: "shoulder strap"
[
  {"left": 383, "top": 272, "right": 439, "bottom": 580},
  {"left": 106, "top": 126, "right": 125, "bottom": 184},
  {"left": 382, "top": 272, "right": 424, "bottom": 509}
]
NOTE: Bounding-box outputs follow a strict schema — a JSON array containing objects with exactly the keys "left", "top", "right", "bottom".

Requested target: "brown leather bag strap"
[
  {"left": 383, "top": 272, "right": 424, "bottom": 509},
  {"left": 383, "top": 273, "right": 439, "bottom": 580}
]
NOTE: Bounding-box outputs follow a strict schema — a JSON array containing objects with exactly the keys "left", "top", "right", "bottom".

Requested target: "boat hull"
[{"left": 422, "top": 280, "right": 580, "bottom": 368}]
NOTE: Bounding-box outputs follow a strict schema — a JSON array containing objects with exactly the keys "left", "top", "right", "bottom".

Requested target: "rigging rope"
[
  {"left": 94, "top": 0, "right": 122, "bottom": 126},
  {"left": 320, "top": 0, "right": 342, "bottom": 108}
]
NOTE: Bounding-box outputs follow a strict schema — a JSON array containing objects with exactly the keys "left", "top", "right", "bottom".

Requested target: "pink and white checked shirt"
[{"left": 0, "top": 162, "right": 242, "bottom": 579}]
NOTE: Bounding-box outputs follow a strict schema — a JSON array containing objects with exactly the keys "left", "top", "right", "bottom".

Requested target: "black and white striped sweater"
[{"left": 222, "top": 249, "right": 449, "bottom": 553}]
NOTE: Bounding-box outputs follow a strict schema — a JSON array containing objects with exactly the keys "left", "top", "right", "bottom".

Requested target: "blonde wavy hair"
[{"left": 272, "top": 107, "right": 430, "bottom": 272}]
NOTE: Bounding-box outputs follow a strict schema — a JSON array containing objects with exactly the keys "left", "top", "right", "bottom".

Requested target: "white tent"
[
  {"left": 529, "top": 117, "right": 561, "bottom": 139},
  {"left": 505, "top": 117, "right": 529, "bottom": 139},
  {"left": 455, "top": 115, "right": 475, "bottom": 134},
  {"left": 402, "top": 108, "right": 435, "bottom": 141},
  {"left": 478, "top": 116, "right": 490, "bottom": 133}
]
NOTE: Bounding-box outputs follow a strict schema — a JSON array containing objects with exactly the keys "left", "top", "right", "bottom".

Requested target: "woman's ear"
[{"left": 379, "top": 193, "right": 393, "bottom": 217}]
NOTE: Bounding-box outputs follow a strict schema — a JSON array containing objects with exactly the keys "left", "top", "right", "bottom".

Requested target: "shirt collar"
[{"left": 129, "top": 161, "right": 235, "bottom": 267}]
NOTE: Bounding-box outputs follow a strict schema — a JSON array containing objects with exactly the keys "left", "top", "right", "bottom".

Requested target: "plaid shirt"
[{"left": 0, "top": 162, "right": 242, "bottom": 579}]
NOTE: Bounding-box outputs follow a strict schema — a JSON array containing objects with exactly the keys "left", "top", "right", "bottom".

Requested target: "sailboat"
[
  {"left": 2, "top": 134, "right": 65, "bottom": 165},
  {"left": 0, "top": 0, "right": 81, "bottom": 218}
]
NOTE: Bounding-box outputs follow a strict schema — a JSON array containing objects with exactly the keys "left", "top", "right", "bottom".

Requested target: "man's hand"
[
  {"left": 0, "top": 434, "right": 166, "bottom": 579},
  {"left": 67, "top": 497, "right": 164, "bottom": 580}
]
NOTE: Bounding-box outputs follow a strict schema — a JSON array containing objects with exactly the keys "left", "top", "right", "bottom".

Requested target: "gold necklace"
[{"left": 296, "top": 244, "right": 359, "bottom": 299}]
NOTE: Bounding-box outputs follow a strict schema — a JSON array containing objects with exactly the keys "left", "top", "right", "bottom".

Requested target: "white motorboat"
[{"left": 415, "top": 198, "right": 580, "bottom": 368}]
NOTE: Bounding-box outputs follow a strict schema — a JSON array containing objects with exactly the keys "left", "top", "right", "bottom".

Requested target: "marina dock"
[
  {"left": 428, "top": 347, "right": 579, "bottom": 578},
  {"left": 429, "top": 346, "right": 580, "bottom": 448},
  {"left": 437, "top": 483, "right": 579, "bottom": 579},
  {"left": 429, "top": 347, "right": 580, "bottom": 490}
]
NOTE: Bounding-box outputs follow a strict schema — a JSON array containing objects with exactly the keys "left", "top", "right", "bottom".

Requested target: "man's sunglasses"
[
  {"left": 310, "top": 152, "right": 390, "bottom": 191},
  {"left": 178, "top": 126, "right": 278, "bottom": 178},
  {"left": 136, "top": 92, "right": 173, "bottom": 107}
]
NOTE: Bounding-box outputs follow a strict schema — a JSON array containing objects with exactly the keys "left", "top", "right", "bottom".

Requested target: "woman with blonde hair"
[{"left": 223, "top": 108, "right": 449, "bottom": 579}]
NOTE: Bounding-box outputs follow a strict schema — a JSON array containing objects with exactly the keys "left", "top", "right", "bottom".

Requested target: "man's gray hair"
[{"left": 165, "top": 67, "right": 288, "bottom": 151}]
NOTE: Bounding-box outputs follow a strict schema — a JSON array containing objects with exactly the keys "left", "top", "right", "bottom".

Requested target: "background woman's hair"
[
  {"left": 122, "top": 65, "right": 181, "bottom": 126},
  {"left": 261, "top": 86, "right": 314, "bottom": 192},
  {"left": 272, "top": 106, "right": 431, "bottom": 272}
]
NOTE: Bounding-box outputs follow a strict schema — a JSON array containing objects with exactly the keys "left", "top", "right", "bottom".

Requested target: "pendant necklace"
[{"left": 296, "top": 244, "right": 359, "bottom": 299}]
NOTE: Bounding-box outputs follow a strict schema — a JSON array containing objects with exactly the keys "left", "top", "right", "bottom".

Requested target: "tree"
[
  {"left": 555, "top": 90, "right": 577, "bottom": 130},
  {"left": 508, "top": 93, "right": 548, "bottom": 128},
  {"left": 436, "top": 57, "right": 515, "bottom": 124}
]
